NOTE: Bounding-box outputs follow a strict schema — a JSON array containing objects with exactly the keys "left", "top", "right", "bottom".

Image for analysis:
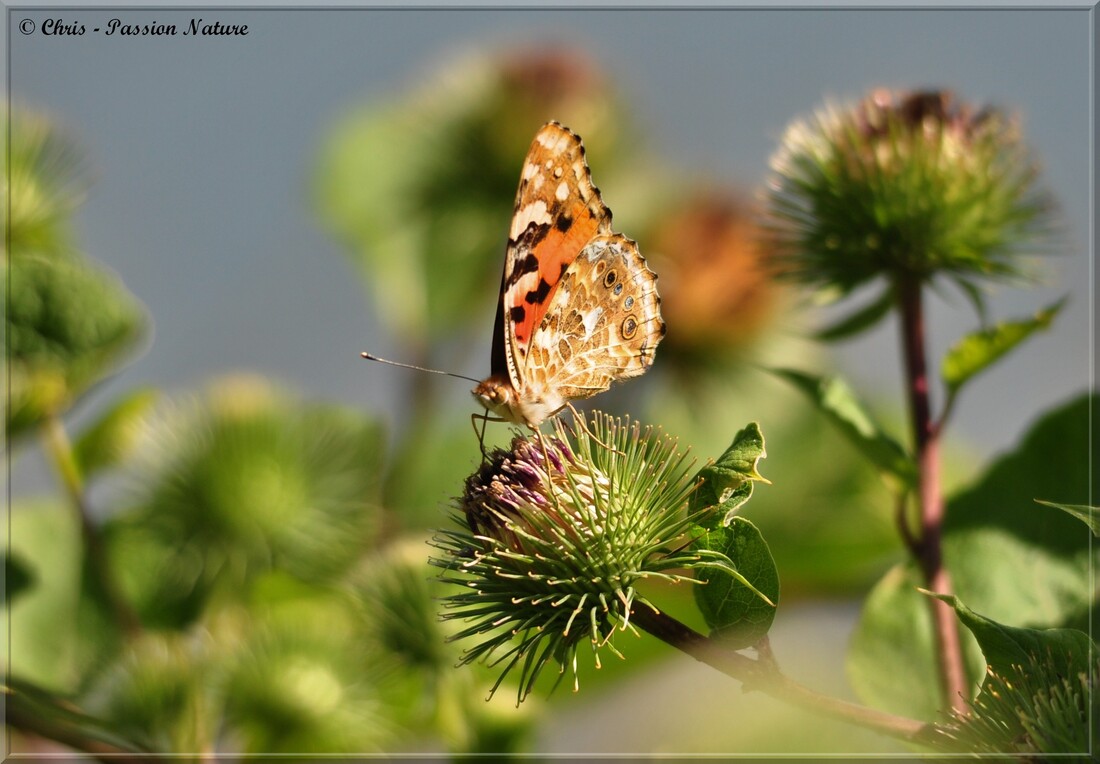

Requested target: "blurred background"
[{"left": 5, "top": 4, "right": 1093, "bottom": 757}]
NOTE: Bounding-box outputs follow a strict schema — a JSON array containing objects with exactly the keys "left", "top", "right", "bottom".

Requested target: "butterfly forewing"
[{"left": 499, "top": 122, "right": 611, "bottom": 389}]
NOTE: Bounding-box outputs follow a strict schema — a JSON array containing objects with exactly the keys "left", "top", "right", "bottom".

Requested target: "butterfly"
[
  {"left": 471, "top": 121, "right": 665, "bottom": 430},
  {"left": 363, "top": 122, "right": 664, "bottom": 438}
]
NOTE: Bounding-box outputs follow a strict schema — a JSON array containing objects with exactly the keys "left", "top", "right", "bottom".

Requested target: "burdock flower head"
[
  {"left": 431, "top": 413, "right": 763, "bottom": 701},
  {"left": 764, "top": 89, "right": 1054, "bottom": 302}
]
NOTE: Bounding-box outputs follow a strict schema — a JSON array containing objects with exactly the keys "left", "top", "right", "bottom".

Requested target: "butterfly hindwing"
[{"left": 523, "top": 233, "right": 665, "bottom": 403}]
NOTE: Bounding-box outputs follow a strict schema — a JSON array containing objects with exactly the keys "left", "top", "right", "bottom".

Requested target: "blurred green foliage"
[
  {"left": 2, "top": 105, "right": 90, "bottom": 258},
  {"left": 2, "top": 103, "right": 495, "bottom": 757},
  {"left": 106, "top": 379, "right": 386, "bottom": 627},
  {"left": 848, "top": 394, "right": 1097, "bottom": 720},
  {"left": 6, "top": 54, "right": 1091, "bottom": 759},
  {"left": 6, "top": 254, "right": 146, "bottom": 440},
  {"left": 3, "top": 106, "right": 147, "bottom": 441},
  {"left": 314, "top": 48, "right": 631, "bottom": 348}
]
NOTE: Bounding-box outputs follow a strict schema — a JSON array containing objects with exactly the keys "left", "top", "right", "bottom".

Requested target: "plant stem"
[
  {"left": 895, "top": 277, "right": 968, "bottom": 714},
  {"left": 5, "top": 681, "right": 157, "bottom": 763},
  {"left": 42, "top": 414, "right": 143, "bottom": 640},
  {"left": 630, "top": 604, "right": 943, "bottom": 746}
]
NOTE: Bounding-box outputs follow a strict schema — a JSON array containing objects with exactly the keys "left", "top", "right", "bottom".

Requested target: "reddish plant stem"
[
  {"left": 630, "top": 604, "right": 940, "bottom": 745},
  {"left": 895, "top": 277, "right": 968, "bottom": 714}
]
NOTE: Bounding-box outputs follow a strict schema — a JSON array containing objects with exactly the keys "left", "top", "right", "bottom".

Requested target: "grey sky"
[{"left": 8, "top": 6, "right": 1093, "bottom": 489}]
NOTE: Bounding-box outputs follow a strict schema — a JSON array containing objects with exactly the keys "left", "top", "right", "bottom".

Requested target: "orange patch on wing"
[{"left": 512, "top": 209, "right": 601, "bottom": 348}]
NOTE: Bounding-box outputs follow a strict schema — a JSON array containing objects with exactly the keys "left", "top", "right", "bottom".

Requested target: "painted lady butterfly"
[
  {"left": 472, "top": 121, "right": 665, "bottom": 428},
  {"left": 363, "top": 122, "right": 664, "bottom": 433}
]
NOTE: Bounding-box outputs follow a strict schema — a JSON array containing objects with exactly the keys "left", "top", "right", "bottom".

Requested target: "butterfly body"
[{"left": 473, "top": 122, "right": 664, "bottom": 428}]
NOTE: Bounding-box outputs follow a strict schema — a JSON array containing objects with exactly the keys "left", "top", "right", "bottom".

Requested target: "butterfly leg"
[
  {"left": 470, "top": 411, "right": 495, "bottom": 461},
  {"left": 470, "top": 411, "right": 511, "bottom": 462},
  {"left": 564, "top": 403, "right": 623, "bottom": 455}
]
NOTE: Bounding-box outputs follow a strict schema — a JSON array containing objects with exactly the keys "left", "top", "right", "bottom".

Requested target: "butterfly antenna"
[{"left": 360, "top": 352, "right": 480, "bottom": 384}]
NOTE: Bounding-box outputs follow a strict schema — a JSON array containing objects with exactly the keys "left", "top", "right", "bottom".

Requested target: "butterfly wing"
[
  {"left": 522, "top": 233, "right": 665, "bottom": 408},
  {"left": 494, "top": 122, "right": 612, "bottom": 391}
]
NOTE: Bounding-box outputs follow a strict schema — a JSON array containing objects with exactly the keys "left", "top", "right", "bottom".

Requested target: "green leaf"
[
  {"left": 693, "top": 517, "right": 779, "bottom": 648},
  {"left": 926, "top": 593, "right": 1095, "bottom": 683},
  {"left": 774, "top": 369, "right": 915, "bottom": 487},
  {"left": 942, "top": 298, "right": 1065, "bottom": 394},
  {"left": 72, "top": 388, "right": 158, "bottom": 480},
  {"left": 943, "top": 393, "right": 1095, "bottom": 634},
  {"left": 1035, "top": 499, "right": 1100, "bottom": 537},
  {"left": 689, "top": 422, "right": 769, "bottom": 526},
  {"left": 6, "top": 501, "right": 84, "bottom": 691},
  {"left": 847, "top": 564, "right": 984, "bottom": 720},
  {"left": 814, "top": 286, "right": 894, "bottom": 341},
  {"left": 849, "top": 392, "right": 1096, "bottom": 719}
]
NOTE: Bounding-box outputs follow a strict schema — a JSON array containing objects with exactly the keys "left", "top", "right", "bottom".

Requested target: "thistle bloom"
[
  {"left": 431, "top": 414, "right": 736, "bottom": 701},
  {"left": 763, "top": 89, "right": 1053, "bottom": 299}
]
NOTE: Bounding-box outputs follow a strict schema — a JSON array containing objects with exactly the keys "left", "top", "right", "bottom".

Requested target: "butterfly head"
[
  {"left": 472, "top": 374, "right": 518, "bottom": 420},
  {"left": 473, "top": 375, "right": 563, "bottom": 429}
]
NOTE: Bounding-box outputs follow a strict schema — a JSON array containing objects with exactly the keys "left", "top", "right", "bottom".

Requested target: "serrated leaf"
[
  {"left": 72, "top": 388, "right": 158, "bottom": 480},
  {"left": 775, "top": 368, "right": 915, "bottom": 487},
  {"left": 693, "top": 518, "right": 779, "bottom": 647},
  {"left": 1034, "top": 500, "right": 1100, "bottom": 537},
  {"left": 924, "top": 593, "right": 1095, "bottom": 684},
  {"left": 689, "top": 422, "right": 769, "bottom": 526},
  {"left": 714, "top": 421, "right": 769, "bottom": 482},
  {"left": 814, "top": 286, "right": 894, "bottom": 341},
  {"left": 942, "top": 298, "right": 1065, "bottom": 394}
]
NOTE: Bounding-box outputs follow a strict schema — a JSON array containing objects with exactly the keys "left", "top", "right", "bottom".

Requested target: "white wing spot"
[
  {"left": 555, "top": 181, "right": 570, "bottom": 201},
  {"left": 536, "top": 128, "right": 562, "bottom": 149},
  {"left": 510, "top": 199, "right": 551, "bottom": 238},
  {"left": 582, "top": 307, "right": 603, "bottom": 337}
]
